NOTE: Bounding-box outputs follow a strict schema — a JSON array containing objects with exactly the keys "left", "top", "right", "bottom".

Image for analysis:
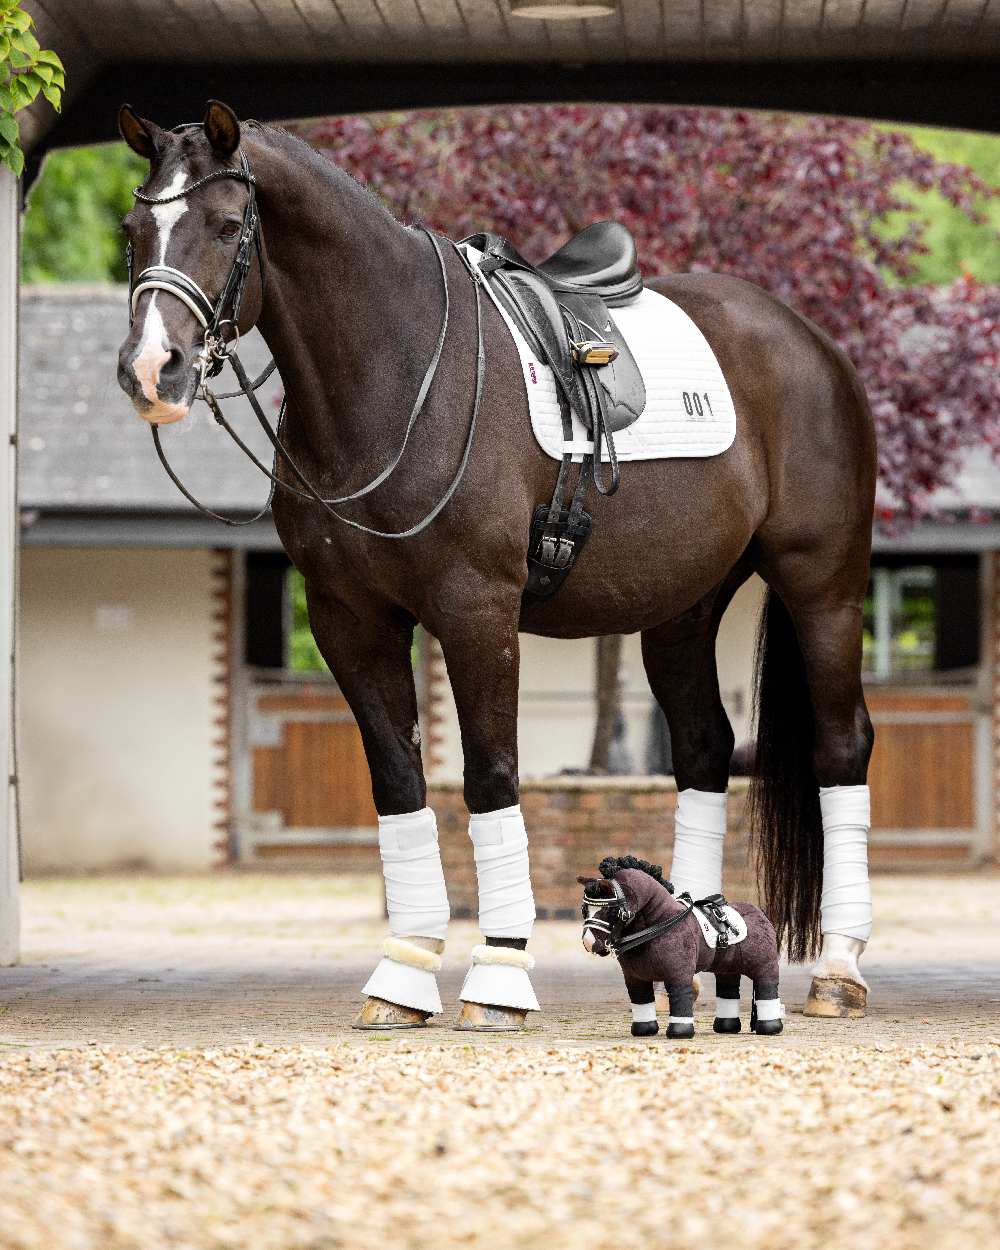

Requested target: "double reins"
[{"left": 128, "top": 140, "right": 483, "bottom": 536}]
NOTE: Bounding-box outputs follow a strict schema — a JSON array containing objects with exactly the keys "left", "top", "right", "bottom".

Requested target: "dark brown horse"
[{"left": 116, "top": 101, "right": 876, "bottom": 1029}]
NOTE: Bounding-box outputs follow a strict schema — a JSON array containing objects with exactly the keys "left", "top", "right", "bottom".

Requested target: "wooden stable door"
[
  {"left": 242, "top": 678, "right": 377, "bottom": 854},
  {"left": 865, "top": 686, "right": 988, "bottom": 865}
]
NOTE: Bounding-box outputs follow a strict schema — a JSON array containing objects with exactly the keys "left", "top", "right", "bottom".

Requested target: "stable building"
[{"left": 17, "top": 285, "right": 1000, "bottom": 876}]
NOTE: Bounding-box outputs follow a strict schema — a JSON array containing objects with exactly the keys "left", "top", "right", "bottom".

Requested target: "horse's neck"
[
  {"left": 244, "top": 129, "right": 431, "bottom": 472},
  {"left": 625, "top": 874, "right": 680, "bottom": 924}
]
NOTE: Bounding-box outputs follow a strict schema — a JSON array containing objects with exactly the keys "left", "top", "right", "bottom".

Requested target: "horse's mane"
[{"left": 598, "top": 855, "right": 674, "bottom": 892}]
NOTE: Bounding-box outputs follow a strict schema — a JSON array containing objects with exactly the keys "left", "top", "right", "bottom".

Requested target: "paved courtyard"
[
  {"left": 1, "top": 873, "right": 999, "bottom": 1250},
  {"left": 2, "top": 871, "right": 999, "bottom": 1048}
]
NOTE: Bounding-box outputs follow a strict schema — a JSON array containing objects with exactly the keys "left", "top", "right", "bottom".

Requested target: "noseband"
[{"left": 127, "top": 133, "right": 261, "bottom": 382}]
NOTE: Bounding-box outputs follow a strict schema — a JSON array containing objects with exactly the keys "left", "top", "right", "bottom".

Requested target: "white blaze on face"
[
  {"left": 132, "top": 169, "right": 189, "bottom": 410},
  {"left": 583, "top": 929, "right": 596, "bottom": 953}
]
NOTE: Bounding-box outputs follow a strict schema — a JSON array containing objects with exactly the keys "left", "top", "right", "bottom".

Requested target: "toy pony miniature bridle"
[
  {"left": 581, "top": 879, "right": 711, "bottom": 958},
  {"left": 127, "top": 128, "right": 262, "bottom": 385}
]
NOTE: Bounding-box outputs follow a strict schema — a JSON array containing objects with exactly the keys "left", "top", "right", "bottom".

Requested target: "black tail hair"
[{"left": 747, "top": 589, "right": 823, "bottom": 962}]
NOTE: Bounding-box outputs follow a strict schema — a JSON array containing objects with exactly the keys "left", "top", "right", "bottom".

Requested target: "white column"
[{"left": 0, "top": 168, "right": 19, "bottom": 966}]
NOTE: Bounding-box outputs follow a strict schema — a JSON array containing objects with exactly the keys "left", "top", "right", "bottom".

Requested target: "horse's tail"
[{"left": 747, "top": 588, "right": 823, "bottom": 962}]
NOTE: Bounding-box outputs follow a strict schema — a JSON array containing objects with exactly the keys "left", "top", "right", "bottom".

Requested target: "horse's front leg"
[
  {"left": 304, "top": 584, "right": 448, "bottom": 1029},
  {"left": 623, "top": 972, "right": 658, "bottom": 1037},
  {"left": 435, "top": 597, "right": 538, "bottom": 1031}
]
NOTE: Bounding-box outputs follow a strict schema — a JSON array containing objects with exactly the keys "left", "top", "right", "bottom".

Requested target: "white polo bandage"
[
  {"left": 668, "top": 1016, "right": 695, "bottom": 1026},
  {"left": 379, "top": 807, "right": 449, "bottom": 940},
  {"left": 468, "top": 804, "right": 536, "bottom": 938},
  {"left": 631, "top": 1001, "right": 657, "bottom": 1024},
  {"left": 819, "top": 785, "right": 872, "bottom": 943},
  {"left": 714, "top": 998, "right": 741, "bottom": 1019},
  {"left": 754, "top": 999, "right": 785, "bottom": 1022},
  {"left": 670, "top": 789, "right": 727, "bottom": 900}
]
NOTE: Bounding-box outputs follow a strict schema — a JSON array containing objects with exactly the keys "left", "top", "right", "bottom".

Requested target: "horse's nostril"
[{"left": 161, "top": 348, "right": 186, "bottom": 379}]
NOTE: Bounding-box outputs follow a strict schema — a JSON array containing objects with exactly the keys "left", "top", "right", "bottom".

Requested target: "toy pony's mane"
[{"left": 598, "top": 855, "right": 674, "bottom": 892}]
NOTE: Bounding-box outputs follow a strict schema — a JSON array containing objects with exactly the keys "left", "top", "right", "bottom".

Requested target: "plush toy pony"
[{"left": 578, "top": 854, "right": 784, "bottom": 1038}]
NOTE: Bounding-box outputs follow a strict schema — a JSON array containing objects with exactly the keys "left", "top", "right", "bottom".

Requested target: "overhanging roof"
[{"left": 21, "top": 0, "right": 1000, "bottom": 163}]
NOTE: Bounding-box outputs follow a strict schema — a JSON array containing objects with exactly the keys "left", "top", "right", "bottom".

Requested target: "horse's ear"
[
  {"left": 118, "top": 104, "right": 162, "bottom": 161},
  {"left": 203, "top": 99, "right": 241, "bottom": 157},
  {"left": 576, "top": 875, "right": 598, "bottom": 887}
]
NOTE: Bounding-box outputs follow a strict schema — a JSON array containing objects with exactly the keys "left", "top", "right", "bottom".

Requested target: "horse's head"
[
  {"left": 577, "top": 875, "right": 631, "bottom": 957},
  {"left": 116, "top": 100, "right": 265, "bottom": 425}
]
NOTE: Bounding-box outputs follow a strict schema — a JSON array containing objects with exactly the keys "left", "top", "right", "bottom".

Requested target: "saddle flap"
[{"left": 559, "top": 293, "right": 646, "bottom": 435}]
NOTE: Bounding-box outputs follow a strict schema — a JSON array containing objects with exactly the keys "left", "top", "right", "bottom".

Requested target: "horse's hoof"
[
  {"left": 631, "top": 1020, "right": 659, "bottom": 1037},
  {"left": 713, "top": 1017, "right": 741, "bottom": 1034},
  {"left": 455, "top": 1001, "right": 529, "bottom": 1032},
  {"left": 352, "top": 996, "right": 430, "bottom": 1029},
  {"left": 666, "top": 1021, "right": 695, "bottom": 1040},
  {"left": 802, "top": 975, "right": 867, "bottom": 1019},
  {"left": 751, "top": 1017, "right": 783, "bottom": 1036}
]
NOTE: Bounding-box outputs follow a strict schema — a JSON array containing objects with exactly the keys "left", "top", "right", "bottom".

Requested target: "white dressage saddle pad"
[
  {"left": 465, "top": 246, "right": 737, "bottom": 462},
  {"left": 692, "top": 903, "right": 748, "bottom": 950}
]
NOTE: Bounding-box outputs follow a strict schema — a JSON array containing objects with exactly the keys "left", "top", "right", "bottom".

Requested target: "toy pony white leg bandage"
[
  {"left": 670, "top": 789, "right": 727, "bottom": 899},
  {"left": 362, "top": 807, "right": 450, "bottom": 1014},
  {"left": 460, "top": 804, "right": 539, "bottom": 1011},
  {"left": 819, "top": 785, "right": 872, "bottom": 943}
]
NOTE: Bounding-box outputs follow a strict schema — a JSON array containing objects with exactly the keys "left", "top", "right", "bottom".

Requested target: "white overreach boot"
[
  {"left": 458, "top": 804, "right": 539, "bottom": 1031},
  {"left": 804, "top": 785, "right": 872, "bottom": 1019},
  {"left": 354, "top": 807, "right": 450, "bottom": 1029},
  {"left": 664, "top": 788, "right": 728, "bottom": 1011}
]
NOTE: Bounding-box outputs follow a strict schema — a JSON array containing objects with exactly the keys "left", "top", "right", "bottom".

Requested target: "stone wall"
[{"left": 430, "top": 776, "right": 753, "bottom": 920}]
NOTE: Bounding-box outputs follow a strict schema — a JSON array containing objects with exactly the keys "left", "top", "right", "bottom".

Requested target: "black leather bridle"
[{"left": 125, "top": 134, "right": 484, "bottom": 536}]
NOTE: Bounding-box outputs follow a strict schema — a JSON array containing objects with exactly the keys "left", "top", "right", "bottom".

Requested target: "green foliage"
[
  {"left": 288, "top": 569, "right": 328, "bottom": 672},
  {"left": 0, "top": 0, "right": 64, "bottom": 176},
  {"left": 21, "top": 145, "right": 145, "bottom": 282},
  {"left": 880, "top": 126, "right": 1000, "bottom": 284}
]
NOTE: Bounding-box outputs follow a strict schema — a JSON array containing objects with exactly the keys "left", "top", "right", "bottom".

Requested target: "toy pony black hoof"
[
  {"left": 713, "top": 1016, "right": 741, "bottom": 1034},
  {"left": 631, "top": 1020, "right": 659, "bottom": 1037},
  {"left": 752, "top": 1017, "right": 783, "bottom": 1036},
  {"left": 666, "top": 1021, "right": 695, "bottom": 1040}
]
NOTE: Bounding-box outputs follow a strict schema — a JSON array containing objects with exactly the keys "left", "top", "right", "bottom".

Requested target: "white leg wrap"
[
  {"left": 670, "top": 789, "right": 727, "bottom": 899},
  {"left": 631, "top": 1001, "right": 657, "bottom": 1024},
  {"left": 363, "top": 808, "right": 449, "bottom": 1014},
  {"left": 461, "top": 805, "right": 538, "bottom": 1010},
  {"left": 468, "top": 804, "right": 535, "bottom": 938},
  {"left": 460, "top": 944, "right": 540, "bottom": 1012},
  {"left": 819, "top": 785, "right": 872, "bottom": 942},
  {"left": 668, "top": 1016, "right": 695, "bottom": 1025},
  {"left": 379, "top": 807, "right": 450, "bottom": 939},
  {"left": 754, "top": 999, "right": 785, "bottom": 1022},
  {"left": 714, "top": 998, "right": 741, "bottom": 1019}
]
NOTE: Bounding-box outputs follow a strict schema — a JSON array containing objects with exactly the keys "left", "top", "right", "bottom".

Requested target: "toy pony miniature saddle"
[{"left": 678, "top": 892, "right": 749, "bottom": 952}]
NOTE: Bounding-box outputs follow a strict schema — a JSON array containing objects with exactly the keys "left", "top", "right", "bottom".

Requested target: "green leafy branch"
[{"left": 0, "top": 0, "right": 64, "bottom": 176}]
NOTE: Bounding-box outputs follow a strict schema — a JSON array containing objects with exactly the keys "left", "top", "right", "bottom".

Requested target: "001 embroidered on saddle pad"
[{"left": 471, "top": 255, "right": 737, "bottom": 462}]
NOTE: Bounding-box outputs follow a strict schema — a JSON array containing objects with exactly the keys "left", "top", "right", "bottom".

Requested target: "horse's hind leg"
[
  {"left": 304, "top": 585, "right": 447, "bottom": 1029},
  {"left": 641, "top": 560, "right": 752, "bottom": 900},
  {"left": 758, "top": 552, "right": 875, "bottom": 1018},
  {"left": 713, "top": 974, "right": 742, "bottom": 1034}
]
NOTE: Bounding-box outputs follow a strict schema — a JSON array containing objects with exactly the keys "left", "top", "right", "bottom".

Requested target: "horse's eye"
[{"left": 219, "top": 218, "right": 242, "bottom": 241}]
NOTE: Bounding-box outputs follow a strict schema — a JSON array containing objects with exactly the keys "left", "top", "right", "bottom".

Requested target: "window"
[{"left": 863, "top": 556, "right": 980, "bottom": 682}]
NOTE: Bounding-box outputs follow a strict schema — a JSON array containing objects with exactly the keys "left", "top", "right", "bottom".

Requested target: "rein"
[{"left": 129, "top": 144, "right": 483, "bottom": 537}]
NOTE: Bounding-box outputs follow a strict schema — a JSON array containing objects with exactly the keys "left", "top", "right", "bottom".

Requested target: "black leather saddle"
[{"left": 461, "top": 222, "right": 646, "bottom": 439}]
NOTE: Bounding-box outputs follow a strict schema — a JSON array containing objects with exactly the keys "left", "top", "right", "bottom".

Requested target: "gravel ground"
[
  {"left": 2, "top": 873, "right": 1000, "bottom": 1248},
  {"left": 1, "top": 1040, "right": 998, "bottom": 1250}
]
